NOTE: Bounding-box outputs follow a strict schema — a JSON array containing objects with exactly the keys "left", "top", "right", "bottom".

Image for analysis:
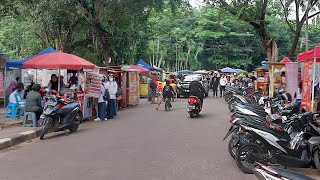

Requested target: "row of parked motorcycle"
[{"left": 224, "top": 87, "right": 318, "bottom": 180}]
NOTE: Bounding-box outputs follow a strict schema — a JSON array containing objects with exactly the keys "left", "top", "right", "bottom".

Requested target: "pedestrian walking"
[
  {"left": 149, "top": 73, "right": 158, "bottom": 104},
  {"left": 219, "top": 75, "right": 227, "bottom": 97},
  {"left": 210, "top": 73, "right": 220, "bottom": 98},
  {"left": 106, "top": 74, "right": 118, "bottom": 119},
  {"left": 94, "top": 76, "right": 107, "bottom": 121}
]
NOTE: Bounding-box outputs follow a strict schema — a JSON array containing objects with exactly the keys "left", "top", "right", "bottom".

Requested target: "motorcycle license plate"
[{"left": 187, "top": 105, "right": 196, "bottom": 111}]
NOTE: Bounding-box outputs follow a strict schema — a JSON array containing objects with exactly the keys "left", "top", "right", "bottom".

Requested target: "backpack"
[
  {"left": 102, "top": 84, "right": 110, "bottom": 101},
  {"left": 164, "top": 85, "right": 171, "bottom": 92},
  {"left": 149, "top": 80, "right": 156, "bottom": 89}
]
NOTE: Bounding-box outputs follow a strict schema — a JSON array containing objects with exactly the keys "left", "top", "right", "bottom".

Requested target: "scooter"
[
  {"left": 39, "top": 94, "right": 82, "bottom": 140},
  {"left": 187, "top": 96, "right": 202, "bottom": 118},
  {"left": 253, "top": 163, "right": 315, "bottom": 180}
]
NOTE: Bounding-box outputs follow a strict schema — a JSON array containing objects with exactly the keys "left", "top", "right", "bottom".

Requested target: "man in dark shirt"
[
  {"left": 210, "top": 74, "right": 220, "bottom": 98},
  {"left": 190, "top": 79, "right": 206, "bottom": 106}
]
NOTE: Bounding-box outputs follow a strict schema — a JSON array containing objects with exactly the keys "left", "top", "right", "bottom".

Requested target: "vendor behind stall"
[
  {"left": 48, "top": 74, "right": 59, "bottom": 93},
  {"left": 68, "top": 72, "right": 78, "bottom": 87}
]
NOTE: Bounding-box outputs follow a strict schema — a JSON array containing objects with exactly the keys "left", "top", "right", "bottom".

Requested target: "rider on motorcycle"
[
  {"left": 155, "top": 80, "right": 175, "bottom": 110},
  {"left": 189, "top": 79, "right": 206, "bottom": 107}
]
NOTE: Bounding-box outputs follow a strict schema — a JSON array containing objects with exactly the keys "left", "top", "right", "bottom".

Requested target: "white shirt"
[
  {"left": 106, "top": 81, "right": 118, "bottom": 100},
  {"left": 98, "top": 83, "right": 107, "bottom": 103},
  {"left": 220, "top": 77, "right": 227, "bottom": 86},
  {"left": 9, "top": 90, "right": 24, "bottom": 104}
]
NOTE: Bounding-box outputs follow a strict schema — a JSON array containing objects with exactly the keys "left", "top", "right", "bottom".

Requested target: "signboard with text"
[
  {"left": 85, "top": 72, "right": 103, "bottom": 98},
  {"left": 301, "top": 60, "right": 313, "bottom": 111}
]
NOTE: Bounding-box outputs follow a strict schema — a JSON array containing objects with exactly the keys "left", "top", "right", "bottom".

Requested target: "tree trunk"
[
  {"left": 288, "top": 26, "right": 302, "bottom": 59},
  {"left": 93, "top": 23, "right": 110, "bottom": 66}
]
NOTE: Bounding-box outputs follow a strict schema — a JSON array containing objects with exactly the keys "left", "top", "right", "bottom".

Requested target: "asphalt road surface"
[{"left": 0, "top": 97, "right": 318, "bottom": 180}]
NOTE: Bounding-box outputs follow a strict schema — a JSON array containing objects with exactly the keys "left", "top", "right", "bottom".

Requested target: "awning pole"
[
  {"left": 311, "top": 57, "right": 316, "bottom": 111},
  {"left": 58, "top": 67, "right": 61, "bottom": 92}
]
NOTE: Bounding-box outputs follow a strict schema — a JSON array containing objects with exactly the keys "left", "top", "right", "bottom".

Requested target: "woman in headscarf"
[
  {"left": 48, "top": 74, "right": 58, "bottom": 93},
  {"left": 25, "top": 84, "right": 43, "bottom": 120},
  {"left": 106, "top": 74, "right": 118, "bottom": 119},
  {"left": 94, "top": 76, "right": 107, "bottom": 121}
]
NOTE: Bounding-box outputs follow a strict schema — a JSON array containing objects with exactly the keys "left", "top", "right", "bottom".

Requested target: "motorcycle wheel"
[
  {"left": 235, "top": 143, "right": 263, "bottom": 174},
  {"left": 189, "top": 111, "right": 195, "bottom": 118},
  {"left": 313, "top": 149, "right": 320, "bottom": 172},
  {"left": 228, "top": 138, "right": 238, "bottom": 159},
  {"left": 228, "top": 100, "right": 236, "bottom": 112},
  {"left": 69, "top": 111, "right": 82, "bottom": 132},
  {"left": 40, "top": 119, "right": 50, "bottom": 140}
]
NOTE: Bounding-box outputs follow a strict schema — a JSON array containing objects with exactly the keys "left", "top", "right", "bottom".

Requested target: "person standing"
[
  {"left": 210, "top": 73, "right": 220, "bottom": 98},
  {"left": 94, "top": 76, "right": 107, "bottom": 121},
  {"left": 106, "top": 74, "right": 118, "bottom": 119},
  {"left": 219, "top": 75, "right": 227, "bottom": 97},
  {"left": 149, "top": 73, "right": 158, "bottom": 104}
]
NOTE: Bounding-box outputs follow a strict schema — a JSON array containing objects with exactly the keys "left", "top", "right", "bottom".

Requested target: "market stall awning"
[
  {"left": 137, "top": 59, "right": 159, "bottom": 71},
  {"left": 298, "top": 46, "right": 320, "bottom": 62},
  {"left": 122, "top": 65, "right": 150, "bottom": 74},
  {"left": 23, "top": 52, "right": 95, "bottom": 70},
  {"left": 5, "top": 46, "right": 56, "bottom": 68},
  {"left": 280, "top": 57, "right": 292, "bottom": 63},
  {"left": 221, "top": 67, "right": 238, "bottom": 73}
]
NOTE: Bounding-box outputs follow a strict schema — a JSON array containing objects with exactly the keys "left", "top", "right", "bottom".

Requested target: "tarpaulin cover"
[
  {"left": 137, "top": 59, "right": 159, "bottom": 71},
  {"left": 298, "top": 46, "right": 320, "bottom": 62},
  {"left": 5, "top": 46, "right": 56, "bottom": 68},
  {"left": 23, "top": 52, "right": 95, "bottom": 70},
  {"left": 280, "top": 57, "right": 292, "bottom": 63}
]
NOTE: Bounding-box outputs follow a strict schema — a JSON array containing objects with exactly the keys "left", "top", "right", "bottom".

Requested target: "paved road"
[{"left": 0, "top": 97, "right": 318, "bottom": 180}]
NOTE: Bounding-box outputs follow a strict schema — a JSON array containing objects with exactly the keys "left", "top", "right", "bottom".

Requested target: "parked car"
[{"left": 177, "top": 74, "right": 210, "bottom": 98}]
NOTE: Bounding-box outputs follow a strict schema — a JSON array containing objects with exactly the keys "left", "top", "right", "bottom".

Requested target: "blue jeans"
[{"left": 98, "top": 102, "right": 107, "bottom": 120}]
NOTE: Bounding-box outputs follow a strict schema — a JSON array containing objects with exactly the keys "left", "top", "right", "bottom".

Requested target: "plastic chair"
[
  {"left": 14, "top": 94, "right": 25, "bottom": 118},
  {"left": 23, "top": 112, "right": 37, "bottom": 127},
  {"left": 5, "top": 103, "right": 18, "bottom": 118}
]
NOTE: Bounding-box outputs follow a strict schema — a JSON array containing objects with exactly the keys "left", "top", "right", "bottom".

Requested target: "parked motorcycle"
[
  {"left": 234, "top": 112, "right": 320, "bottom": 174},
  {"left": 39, "top": 95, "right": 82, "bottom": 140},
  {"left": 187, "top": 96, "right": 202, "bottom": 118},
  {"left": 253, "top": 163, "right": 315, "bottom": 180}
]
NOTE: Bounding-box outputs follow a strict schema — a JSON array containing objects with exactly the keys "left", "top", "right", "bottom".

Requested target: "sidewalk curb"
[{"left": 0, "top": 128, "right": 41, "bottom": 150}]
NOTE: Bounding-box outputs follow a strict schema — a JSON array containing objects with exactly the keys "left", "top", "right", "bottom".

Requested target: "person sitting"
[
  {"left": 59, "top": 75, "right": 66, "bottom": 88},
  {"left": 48, "top": 74, "right": 59, "bottom": 93},
  {"left": 9, "top": 83, "right": 25, "bottom": 106},
  {"left": 25, "top": 84, "right": 43, "bottom": 121},
  {"left": 155, "top": 80, "right": 174, "bottom": 110}
]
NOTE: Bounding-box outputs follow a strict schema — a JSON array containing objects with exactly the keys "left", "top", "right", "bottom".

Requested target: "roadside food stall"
[
  {"left": 298, "top": 46, "right": 320, "bottom": 112},
  {"left": 23, "top": 52, "right": 97, "bottom": 119},
  {"left": 98, "top": 66, "right": 128, "bottom": 109},
  {"left": 122, "top": 65, "right": 150, "bottom": 98},
  {"left": 256, "top": 65, "right": 269, "bottom": 95}
]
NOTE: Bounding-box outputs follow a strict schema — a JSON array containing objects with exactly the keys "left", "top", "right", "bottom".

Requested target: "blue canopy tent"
[
  {"left": 5, "top": 46, "right": 56, "bottom": 68},
  {"left": 221, "top": 67, "right": 238, "bottom": 73},
  {"left": 137, "top": 59, "right": 159, "bottom": 71}
]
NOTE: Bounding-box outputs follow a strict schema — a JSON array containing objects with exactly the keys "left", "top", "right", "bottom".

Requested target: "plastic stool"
[
  {"left": 23, "top": 112, "right": 37, "bottom": 127},
  {"left": 5, "top": 103, "right": 18, "bottom": 118}
]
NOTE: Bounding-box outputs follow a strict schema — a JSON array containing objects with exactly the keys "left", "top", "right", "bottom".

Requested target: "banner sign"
[
  {"left": 301, "top": 60, "right": 313, "bottom": 111},
  {"left": 0, "top": 72, "right": 4, "bottom": 98},
  {"left": 85, "top": 72, "right": 103, "bottom": 98},
  {"left": 286, "top": 63, "right": 299, "bottom": 100}
]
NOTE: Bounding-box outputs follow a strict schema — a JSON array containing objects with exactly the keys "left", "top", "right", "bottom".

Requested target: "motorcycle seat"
[{"left": 270, "top": 166, "right": 314, "bottom": 180}]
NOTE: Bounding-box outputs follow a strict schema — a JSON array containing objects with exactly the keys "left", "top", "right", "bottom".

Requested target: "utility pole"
[{"left": 175, "top": 43, "right": 178, "bottom": 71}]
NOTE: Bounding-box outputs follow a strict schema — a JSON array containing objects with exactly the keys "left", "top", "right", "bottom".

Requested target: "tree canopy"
[{"left": 1, "top": 0, "right": 320, "bottom": 71}]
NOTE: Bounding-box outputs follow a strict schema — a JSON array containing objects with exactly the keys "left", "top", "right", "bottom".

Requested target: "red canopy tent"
[
  {"left": 280, "top": 57, "right": 292, "bottom": 63},
  {"left": 23, "top": 52, "right": 95, "bottom": 70},
  {"left": 122, "top": 65, "right": 150, "bottom": 74},
  {"left": 297, "top": 46, "right": 320, "bottom": 112},
  {"left": 298, "top": 46, "right": 320, "bottom": 62}
]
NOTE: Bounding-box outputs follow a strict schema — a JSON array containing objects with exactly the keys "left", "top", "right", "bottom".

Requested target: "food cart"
[
  {"left": 23, "top": 52, "right": 97, "bottom": 119},
  {"left": 298, "top": 46, "right": 320, "bottom": 112}
]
